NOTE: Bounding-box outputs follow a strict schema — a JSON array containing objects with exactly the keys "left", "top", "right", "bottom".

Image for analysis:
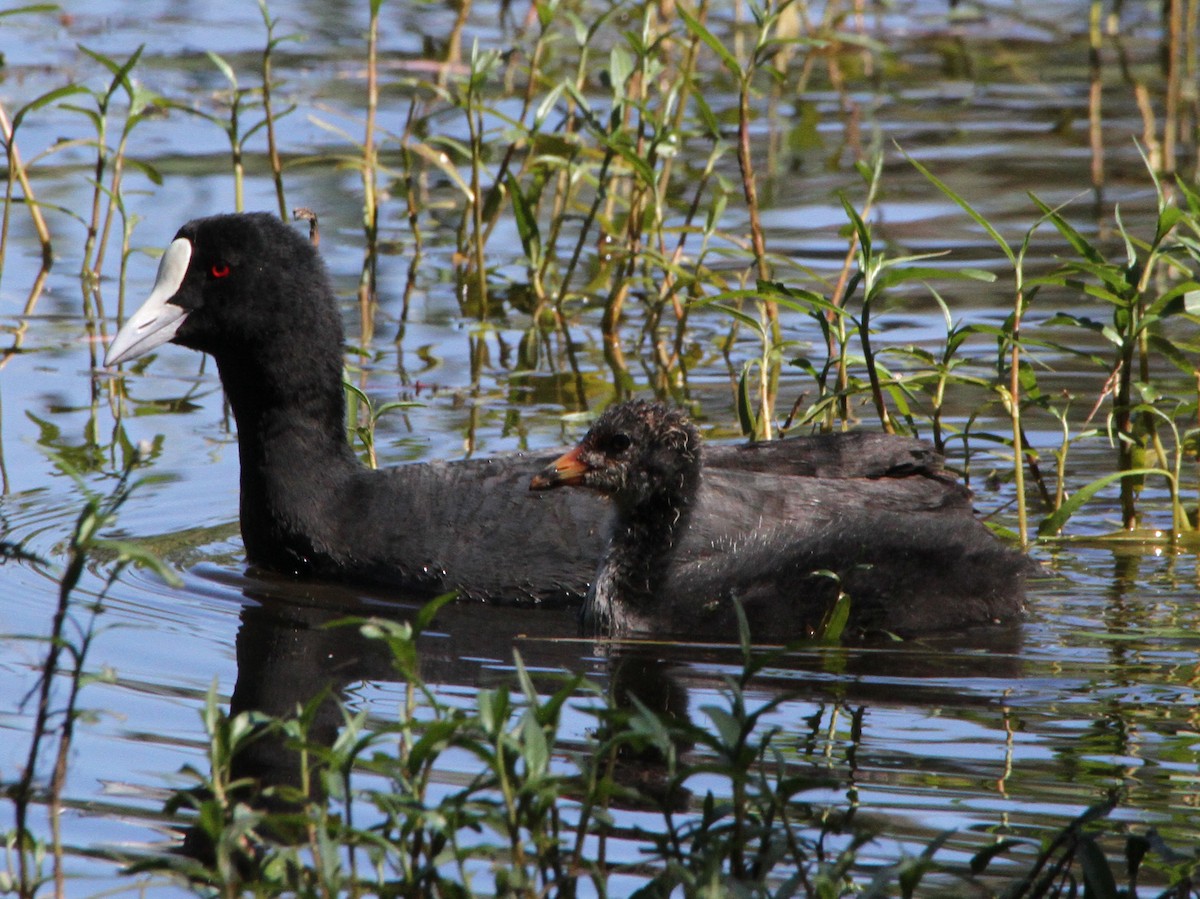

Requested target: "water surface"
[{"left": 1, "top": 0, "right": 1198, "bottom": 894}]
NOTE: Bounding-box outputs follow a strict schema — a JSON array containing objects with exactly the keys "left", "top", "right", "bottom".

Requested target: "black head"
[
  {"left": 106, "top": 212, "right": 341, "bottom": 366},
  {"left": 530, "top": 400, "right": 702, "bottom": 511}
]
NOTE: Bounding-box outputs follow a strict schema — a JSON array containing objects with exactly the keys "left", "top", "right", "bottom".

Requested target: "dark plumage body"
[
  {"left": 531, "top": 402, "right": 1027, "bottom": 638},
  {"left": 108, "top": 213, "right": 1014, "bottom": 607}
]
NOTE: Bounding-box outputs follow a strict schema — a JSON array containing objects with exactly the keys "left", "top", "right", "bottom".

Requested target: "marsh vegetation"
[{"left": 2, "top": 0, "right": 1200, "bottom": 895}]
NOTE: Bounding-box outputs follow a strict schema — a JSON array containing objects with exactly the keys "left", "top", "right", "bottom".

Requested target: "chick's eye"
[
  {"left": 606, "top": 433, "right": 631, "bottom": 454},
  {"left": 209, "top": 262, "right": 231, "bottom": 279}
]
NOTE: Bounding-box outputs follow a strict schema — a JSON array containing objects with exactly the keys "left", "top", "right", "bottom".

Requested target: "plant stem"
[
  {"left": 357, "top": 2, "right": 382, "bottom": 347},
  {"left": 1010, "top": 272, "right": 1029, "bottom": 545},
  {"left": 468, "top": 101, "right": 488, "bottom": 318},
  {"left": 260, "top": 1, "right": 287, "bottom": 219},
  {"left": 0, "top": 102, "right": 54, "bottom": 279}
]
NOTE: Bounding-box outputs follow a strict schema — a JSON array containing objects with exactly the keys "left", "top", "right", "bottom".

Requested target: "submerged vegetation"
[{"left": 3, "top": 0, "right": 1200, "bottom": 895}]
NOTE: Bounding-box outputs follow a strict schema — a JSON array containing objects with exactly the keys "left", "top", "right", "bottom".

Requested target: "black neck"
[
  {"left": 598, "top": 470, "right": 699, "bottom": 607},
  {"left": 214, "top": 347, "right": 361, "bottom": 570}
]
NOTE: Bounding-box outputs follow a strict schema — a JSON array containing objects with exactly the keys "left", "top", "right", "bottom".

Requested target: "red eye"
[{"left": 210, "top": 262, "right": 231, "bottom": 279}]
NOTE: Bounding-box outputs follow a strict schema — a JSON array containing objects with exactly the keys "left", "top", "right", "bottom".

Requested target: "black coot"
[
  {"left": 530, "top": 401, "right": 1027, "bottom": 637},
  {"left": 107, "top": 213, "right": 1000, "bottom": 605}
]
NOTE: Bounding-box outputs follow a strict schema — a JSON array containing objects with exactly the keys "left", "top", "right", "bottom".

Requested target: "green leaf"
[
  {"left": 206, "top": 50, "right": 238, "bottom": 89},
  {"left": 533, "top": 81, "right": 567, "bottom": 129},
  {"left": 1154, "top": 203, "right": 1183, "bottom": 245},
  {"left": 758, "top": 280, "right": 849, "bottom": 319},
  {"left": 902, "top": 147, "right": 1016, "bottom": 264},
  {"left": 125, "top": 157, "right": 164, "bottom": 186},
  {"left": 12, "top": 84, "right": 88, "bottom": 130},
  {"left": 405, "top": 718, "right": 461, "bottom": 773},
  {"left": 838, "top": 192, "right": 871, "bottom": 256},
  {"left": 818, "top": 590, "right": 851, "bottom": 643},
  {"left": 307, "top": 114, "right": 358, "bottom": 146},
  {"left": 1037, "top": 468, "right": 1172, "bottom": 537},
  {"left": 506, "top": 174, "right": 541, "bottom": 267},
  {"left": 1146, "top": 333, "right": 1195, "bottom": 375},
  {"left": 736, "top": 364, "right": 757, "bottom": 437},
  {"left": 533, "top": 0, "right": 557, "bottom": 29},
  {"left": 969, "top": 838, "right": 1023, "bottom": 874},
  {"left": 601, "top": 131, "right": 656, "bottom": 185},
  {"left": 79, "top": 44, "right": 144, "bottom": 96},
  {"left": 519, "top": 709, "right": 549, "bottom": 778},
  {"left": 1030, "top": 193, "right": 1105, "bottom": 265},
  {"left": 409, "top": 140, "right": 475, "bottom": 201},
  {"left": 413, "top": 592, "right": 457, "bottom": 636},
  {"left": 371, "top": 400, "right": 418, "bottom": 423},
  {"left": 1114, "top": 204, "right": 1139, "bottom": 270},
  {"left": 100, "top": 539, "right": 182, "bottom": 587},
  {"left": 0, "top": 5, "right": 60, "bottom": 18},
  {"left": 608, "top": 45, "right": 632, "bottom": 95},
  {"left": 1079, "top": 836, "right": 1119, "bottom": 899},
  {"left": 1147, "top": 278, "right": 1200, "bottom": 316},
  {"left": 702, "top": 706, "right": 743, "bottom": 750},
  {"left": 704, "top": 300, "right": 767, "bottom": 337},
  {"left": 677, "top": 3, "right": 742, "bottom": 74},
  {"left": 875, "top": 265, "right": 997, "bottom": 292},
  {"left": 692, "top": 88, "right": 720, "bottom": 139},
  {"left": 1043, "top": 311, "right": 1106, "bottom": 334},
  {"left": 513, "top": 649, "right": 539, "bottom": 706},
  {"left": 479, "top": 687, "right": 509, "bottom": 736}
]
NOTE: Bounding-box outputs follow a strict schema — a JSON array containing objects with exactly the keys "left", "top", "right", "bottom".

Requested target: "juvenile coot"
[
  {"left": 106, "top": 213, "right": 992, "bottom": 605},
  {"left": 530, "top": 401, "right": 1027, "bottom": 638}
]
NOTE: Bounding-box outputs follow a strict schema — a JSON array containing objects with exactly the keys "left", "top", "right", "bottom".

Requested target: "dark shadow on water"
[
  {"left": 214, "top": 568, "right": 586, "bottom": 807},
  {"left": 200, "top": 565, "right": 1024, "bottom": 825}
]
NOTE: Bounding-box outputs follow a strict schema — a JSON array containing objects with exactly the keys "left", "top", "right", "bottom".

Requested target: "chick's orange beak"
[{"left": 529, "top": 445, "right": 589, "bottom": 490}]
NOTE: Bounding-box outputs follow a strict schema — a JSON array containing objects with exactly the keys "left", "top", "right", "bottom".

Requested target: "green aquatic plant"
[
  {"left": 0, "top": 89, "right": 77, "bottom": 280},
  {"left": 122, "top": 598, "right": 1200, "bottom": 898},
  {"left": 199, "top": 50, "right": 269, "bottom": 214},
  {"left": 904, "top": 151, "right": 1052, "bottom": 547},
  {"left": 678, "top": 0, "right": 787, "bottom": 438},
  {"left": 709, "top": 156, "right": 998, "bottom": 445},
  {"left": 884, "top": 149, "right": 1200, "bottom": 546},
  {"left": 832, "top": 162, "right": 999, "bottom": 438},
  {"left": 457, "top": 42, "right": 506, "bottom": 321},
  {"left": 186, "top": 2, "right": 300, "bottom": 219},
  {"left": 1031, "top": 159, "right": 1200, "bottom": 540},
  {"left": 2, "top": 452, "right": 175, "bottom": 899},
  {"left": 343, "top": 377, "right": 418, "bottom": 469},
  {"left": 0, "top": 4, "right": 81, "bottom": 280},
  {"left": 356, "top": 0, "right": 385, "bottom": 343},
  {"left": 7, "top": 1, "right": 1200, "bottom": 896},
  {"left": 67, "top": 46, "right": 165, "bottom": 289},
  {"left": 255, "top": 0, "right": 298, "bottom": 220}
]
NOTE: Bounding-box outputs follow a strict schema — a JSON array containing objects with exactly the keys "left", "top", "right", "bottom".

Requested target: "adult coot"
[
  {"left": 530, "top": 401, "right": 1027, "bottom": 638},
  {"left": 106, "top": 213, "right": 992, "bottom": 605}
]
